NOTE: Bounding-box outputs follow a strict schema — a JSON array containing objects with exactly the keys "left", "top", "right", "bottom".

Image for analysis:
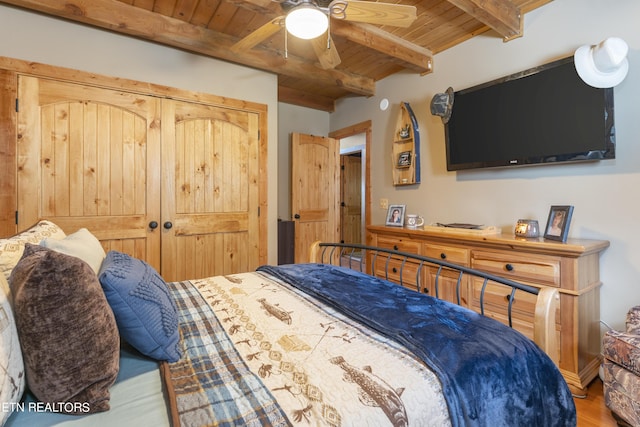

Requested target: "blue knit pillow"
[{"left": 98, "top": 251, "right": 181, "bottom": 362}]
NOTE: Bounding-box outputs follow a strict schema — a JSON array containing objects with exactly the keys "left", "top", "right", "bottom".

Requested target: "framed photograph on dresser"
[
  {"left": 544, "top": 205, "right": 574, "bottom": 242},
  {"left": 385, "top": 205, "right": 405, "bottom": 227}
]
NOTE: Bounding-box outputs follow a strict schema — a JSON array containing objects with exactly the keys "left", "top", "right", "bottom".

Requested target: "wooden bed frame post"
[
  {"left": 534, "top": 287, "right": 560, "bottom": 366},
  {"left": 309, "top": 241, "right": 322, "bottom": 264}
]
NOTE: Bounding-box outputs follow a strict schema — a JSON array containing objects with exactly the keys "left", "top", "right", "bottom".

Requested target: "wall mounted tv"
[{"left": 445, "top": 56, "right": 615, "bottom": 171}]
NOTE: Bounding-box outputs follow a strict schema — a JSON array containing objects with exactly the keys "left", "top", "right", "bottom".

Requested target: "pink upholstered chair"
[{"left": 602, "top": 306, "right": 640, "bottom": 426}]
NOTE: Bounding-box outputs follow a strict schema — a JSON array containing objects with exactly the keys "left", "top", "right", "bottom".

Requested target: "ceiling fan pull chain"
[{"left": 285, "top": 28, "right": 289, "bottom": 59}]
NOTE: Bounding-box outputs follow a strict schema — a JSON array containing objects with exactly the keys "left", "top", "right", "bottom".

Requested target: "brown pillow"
[{"left": 9, "top": 244, "right": 120, "bottom": 414}]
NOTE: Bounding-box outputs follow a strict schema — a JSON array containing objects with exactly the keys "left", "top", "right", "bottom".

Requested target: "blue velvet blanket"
[{"left": 257, "top": 263, "right": 576, "bottom": 427}]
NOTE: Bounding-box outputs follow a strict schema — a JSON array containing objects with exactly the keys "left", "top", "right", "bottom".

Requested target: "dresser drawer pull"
[
  {"left": 392, "top": 267, "right": 398, "bottom": 273},
  {"left": 440, "top": 252, "right": 447, "bottom": 259},
  {"left": 505, "top": 263, "right": 514, "bottom": 272},
  {"left": 394, "top": 245, "right": 399, "bottom": 250}
]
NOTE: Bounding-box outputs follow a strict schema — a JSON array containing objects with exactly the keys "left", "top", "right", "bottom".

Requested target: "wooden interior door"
[
  {"left": 340, "top": 153, "right": 362, "bottom": 244},
  {"left": 161, "top": 99, "right": 260, "bottom": 281},
  {"left": 17, "top": 76, "right": 162, "bottom": 270},
  {"left": 291, "top": 133, "right": 340, "bottom": 263}
]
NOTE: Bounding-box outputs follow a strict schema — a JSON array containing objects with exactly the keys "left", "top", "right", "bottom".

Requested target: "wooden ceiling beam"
[
  {"left": 278, "top": 85, "right": 336, "bottom": 112},
  {"left": 446, "top": 0, "right": 522, "bottom": 40},
  {"left": 332, "top": 20, "right": 433, "bottom": 73},
  {"left": 0, "top": 0, "right": 375, "bottom": 97}
]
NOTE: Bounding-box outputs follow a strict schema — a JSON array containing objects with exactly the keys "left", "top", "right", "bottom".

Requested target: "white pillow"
[
  {"left": 0, "top": 273, "right": 25, "bottom": 425},
  {"left": 0, "top": 220, "right": 66, "bottom": 282},
  {"left": 41, "top": 228, "right": 106, "bottom": 274}
]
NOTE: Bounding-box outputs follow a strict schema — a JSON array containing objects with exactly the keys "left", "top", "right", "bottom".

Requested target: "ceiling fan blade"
[
  {"left": 231, "top": 18, "right": 283, "bottom": 52},
  {"left": 311, "top": 33, "right": 342, "bottom": 69},
  {"left": 330, "top": 0, "right": 417, "bottom": 28}
]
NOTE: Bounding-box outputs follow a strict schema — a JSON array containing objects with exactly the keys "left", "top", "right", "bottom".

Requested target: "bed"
[{"left": 1, "top": 222, "right": 575, "bottom": 427}]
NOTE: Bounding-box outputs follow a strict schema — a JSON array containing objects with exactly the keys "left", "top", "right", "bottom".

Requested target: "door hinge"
[
  {"left": 258, "top": 207, "right": 260, "bottom": 217},
  {"left": 15, "top": 99, "right": 19, "bottom": 113},
  {"left": 15, "top": 211, "right": 18, "bottom": 225}
]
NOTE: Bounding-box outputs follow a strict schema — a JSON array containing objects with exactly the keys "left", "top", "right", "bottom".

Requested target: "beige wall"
[
  {"left": 0, "top": 4, "right": 280, "bottom": 263},
  {"left": 330, "top": 0, "right": 640, "bottom": 330}
]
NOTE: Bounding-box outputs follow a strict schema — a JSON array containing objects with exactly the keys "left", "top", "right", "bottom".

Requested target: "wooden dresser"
[{"left": 367, "top": 225, "right": 610, "bottom": 396}]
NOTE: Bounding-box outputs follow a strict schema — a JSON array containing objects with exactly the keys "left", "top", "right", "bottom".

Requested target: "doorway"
[
  {"left": 330, "top": 121, "right": 371, "bottom": 247},
  {"left": 340, "top": 147, "right": 363, "bottom": 245}
]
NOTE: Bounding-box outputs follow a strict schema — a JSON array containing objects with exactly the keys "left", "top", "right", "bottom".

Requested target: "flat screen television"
[{"left": 444, "top": 56, "right": 615, "bottom": 171}]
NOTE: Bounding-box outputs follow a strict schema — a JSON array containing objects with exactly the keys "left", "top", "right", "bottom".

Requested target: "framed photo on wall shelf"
[
  {"left": 397, "top": 151, "right": 412, "bottom": 168},
  {"left": 385, "top": 204, "right": 406, "bottom": 227},
  {"left": 544, "top": 205, "right": 574, "bottom": 242}
]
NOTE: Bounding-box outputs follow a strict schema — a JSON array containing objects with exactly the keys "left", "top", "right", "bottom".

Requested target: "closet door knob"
[
  {"left": 163, "top": 221, "right": 173, "bottom": 229},
  {"left": 149, "top": 221, "right": 158, "bottom": 229}
]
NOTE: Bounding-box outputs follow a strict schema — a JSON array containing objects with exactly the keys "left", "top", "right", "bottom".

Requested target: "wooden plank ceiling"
[{"left": 2, "top": 0, "right": 552, "bottom": 111}]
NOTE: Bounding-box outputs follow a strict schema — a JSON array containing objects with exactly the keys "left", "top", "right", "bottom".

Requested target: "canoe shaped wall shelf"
[{"left": 392, "top": 102, "right": 420, "bottom": 186}]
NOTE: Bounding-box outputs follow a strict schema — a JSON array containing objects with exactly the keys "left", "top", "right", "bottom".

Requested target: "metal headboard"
[{"left": 308, "top": 241, "right": 559, "bottom": 365}]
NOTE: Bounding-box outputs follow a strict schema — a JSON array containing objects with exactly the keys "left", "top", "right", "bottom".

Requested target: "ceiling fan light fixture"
[{"left": 285, "top": 5, "right": 329, "bottom": 40}]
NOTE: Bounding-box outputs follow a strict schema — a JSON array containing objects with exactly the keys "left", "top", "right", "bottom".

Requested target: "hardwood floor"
[{"left": 575, "top": 378, "right": 618, "bottom": 427}]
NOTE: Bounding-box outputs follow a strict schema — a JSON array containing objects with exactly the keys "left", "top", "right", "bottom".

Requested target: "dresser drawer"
[
  {"left": 469, "top": 278, "right": 561, "bottom": 355},
  {"left": 427, "top": 267, "right": 469, "bottom": 306},
  {"left": 424, "top": 244, "right": 469, "bottom": 266},
  {"left": 470, "top": 278, "right": 538, "bottom": 320},
  {"left": 470, "top": 280, "right": 536, "bottom": 341},
  {"left": 376, "top": 236, "right": 422, "bottom": 254},
  {"left": 471, "top": 250, "right": 560, "bottom": 287},
  {"left": 373, "top": 258, "right": 424, "bottom": 292}
]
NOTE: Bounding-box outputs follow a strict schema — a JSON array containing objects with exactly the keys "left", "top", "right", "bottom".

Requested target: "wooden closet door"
[
  {"left": 17, "top": 76, "right": 162, "bottom": 270},
  {"left": 161, "top": 99, "right": 260, "bottom": 281}
]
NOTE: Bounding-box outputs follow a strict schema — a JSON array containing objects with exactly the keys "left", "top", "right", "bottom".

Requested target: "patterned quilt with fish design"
[{"left": 162, "top": 270, "right": 450, "bottom": 427}]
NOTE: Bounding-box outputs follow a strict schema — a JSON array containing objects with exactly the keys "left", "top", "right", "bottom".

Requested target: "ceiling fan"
[{"left": 231, "top": 0, "right": 417, "bottom": 69}]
